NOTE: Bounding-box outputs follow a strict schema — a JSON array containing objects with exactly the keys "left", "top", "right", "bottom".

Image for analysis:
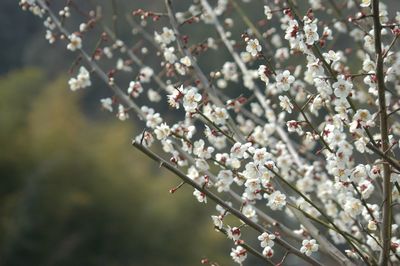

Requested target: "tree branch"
[
  {"left": 372, "top": 1, "right": 392, "bottom": 264},
  {"left": 132, "top": 140, "right": 323, "bottom": 266}
]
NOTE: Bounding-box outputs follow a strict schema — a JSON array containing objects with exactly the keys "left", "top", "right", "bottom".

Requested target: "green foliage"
[{"left": 0, "top": 69, "right": 230, "bottom": 266}]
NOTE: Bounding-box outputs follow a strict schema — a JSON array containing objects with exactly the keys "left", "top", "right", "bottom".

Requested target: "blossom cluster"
[{"left": 21, "top": 0, "right": 400, "bottom": 265}]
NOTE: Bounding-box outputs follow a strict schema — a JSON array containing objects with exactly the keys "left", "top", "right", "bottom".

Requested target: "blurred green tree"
[{"left": 0, "top": 69, "right": 230, "bottom": 266}]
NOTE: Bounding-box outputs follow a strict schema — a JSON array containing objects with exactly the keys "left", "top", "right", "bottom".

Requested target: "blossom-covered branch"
[{"left": 20, "top": 0, "right": 400, "bottom": 264}]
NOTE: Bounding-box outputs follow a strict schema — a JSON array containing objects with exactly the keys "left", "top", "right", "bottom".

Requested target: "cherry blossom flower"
[
  {"left": 127, "top": 81, "right": 143, "bottom": 98},
  {"left": 333, "top": 77, "right": 352, "bottom": 98},
  {"left": 287, "top": 120, "right": 303, "bottom": 134},
  {"left": 211, "top": 107, "right": 229, "bottom": 125},
  {"left": 163, "top": 47, "right": 177, "bottom": 63},
  {"left": 241, "top": 204, "right": 257, "bottom": 221},
  {"left": 158, "top": 27, "right": 176, "bottom": 45},
  {"left": 79, "top": 23, "right": 88, "bottom": 32},
  {"left": 195, "top": 159, "right": 210, "bottom": 171},
  {"left": 193, "top": 139, "right": 214, "bottom": 159},
  {"left": 266, "top": 190, "right": 286, "bottom": 210},
  {"left": 230, "top": 142, "right": 251, "bottom": 159},
  {"left": 139, "top": 67, "right": 154, "bottom": 83},
  {"left": 193, "top": 189, "right": 207, "bottom": 203},
  {"left": 100, "top": 98, "right": 113, "bottom": 112},
  {"left": 350, "top": 109, "right": 374, "bottom": 133},
  {"left": 45, "top": 30, "right": 55, "bottom": 44},
  {"left": 323, "top": 50, "right": 341, "bottom": 64},
  {"left": 303, "top": 21, "right": 319, "bottom": 45},
  {"left": 230, "top": 246, "right": 247, "bottom": 265},
  {"left": 167, "top": 87, "right": 183, "bottom": 109},
  {"left": 300, "top": 239, "right": 319, "bottom": 256},
  {"left": 154, "top": 123, "right": 171, "bottom": 140},
  {"left": 251, "top": 147, "right": 272, "bottom": 167},
  {"left": 144, "top": 110, "right": 162, "bottom": 128},
  {"left": 227, "top": 226, "right": 241, "bottom": 241},
  {"left": 117, "top": 104, "right": 129, "bottom": 121},
  {"left": 211, "top": 215, "right": 223, "bottom": 229},
  {"left": 68, "top": 66, "right": 91, "bottom": 91},
  {"left": 183, "top": 88, "right": 202, "bottom": 112},
  {"left": 116, "top": 58, "right": 132, "bottom": 72},
  {"left": 276, "top": 70, "right": 295, "bottom": 91},
  {"left": 257, "top": 65, "right": 270, "bottom": 84},
  {"left": 278, "top": 95, "right": 293, "bottom": 113},
  {"left": 258, "top": 232, "right": 276, "bottom": 248},
  {"left": 246, "top": 38, "right": 261, "bottom": 57},
  {"left": 344, "top": 197, "right": 363, "bottom": 218},
  {"left": 264, "top": 6, "right": 272, "bottom": 20},
  {"left": 262, "top": 246, "right": 274, "bottom": 258},
  {"left": 222, "top": 62, "right": 239, "bottom": 82},
  {"left": 67, "top": 33, "right": 82, "bottom": 51},
  {"left": 215, "top": 170, "right": 234, "bottom": 192},
  {"left": 364, "top": 31, "right": 375, "bottom": 52},
  {"left": 180, "top": 56, "right": 192, "bottom": 67}
]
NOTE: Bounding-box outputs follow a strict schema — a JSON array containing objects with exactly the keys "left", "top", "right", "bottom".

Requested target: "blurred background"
[{"left": 0, "top": 1, "right": 238, "bottom": 265}]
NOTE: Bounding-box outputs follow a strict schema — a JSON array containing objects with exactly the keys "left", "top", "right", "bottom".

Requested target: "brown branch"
[
  {"left": 215, "top": 227, "right": 274, "bottom": 265},
  {"left": 372, "top": 1, "right": 392, "bottom": 265},
  {"left": 36, "top": 0, "right": 144, "bottom": 119}
]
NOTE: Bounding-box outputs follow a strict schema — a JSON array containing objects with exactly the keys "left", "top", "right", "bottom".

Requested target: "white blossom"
[
  {"left": 304, "top": 22, "right": 319, "bottom": 45},
  {"left": 193, "top": 189, "right": 207, "bottom": 203},
  {"left": 246, "top": 38, "right": 261, "bottom": 57},
  {"left": 279, "top": 95, "right": 293, "bottom": 113},
  {"left": 211, "top": 215, "right": 223, "bottom": 229},
  {"left": 139, "top": 67, "right": 154, "bottom": 83},
  {"left": 266, "top": 191, "right": 286, "bottom": 210},
  {"left": 127, "top": 81, "right": 143, "bottom": 98},
  {"left": 300, "top": 239, "right": 319, "bottom": 256},
  {"left": 227, "top": 226, "right": 241, "bottom": 241},
  {"left": 258, "top": 65, "right": 270, "bottom": 84},
  {"left": 163, "top": 47, "right": 177, "bottom": 63},
  {"left": 333, "top": 77, "right": 352, "bottom": 98},
  {"left": 230, "top": 246, "right": 247, "bottom": 264},
  {"left": 155, "top": 27, "right": 176, "bottom": 45},
  {"left": 117, "top": 104, "right": 129, "bottom": 121},
  {"left": 344, "top": 198, "right": 363, "bottom": 217},
  {"left": 154, "top": 123, "right": 171, "bottom": 140},
  {"left": 183, "top": 88, "right": 202, "bottom": 112},
  {"left": 258, "top": 232, "right": 276, "bottom": 248},
  {"left": 67, "top": 33, "right": 82, "bottom": 51},
  {"left": 68, "top": 66, "right": 91, "bottom": 91},
  {"left": 180, "top": 56, "right": 192, "bottom": 67},
  {"left": 276, "top": 70, "right": 295, "bottom": 91},
  {"left": 264, "top": 6, "right": 272, "bottom": 20},
  {"left": 100, "top": 98, "right": 113, "bottom": 112},
  {"left": 263, "top": 246, "right": 274, "bottom": 258}
]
